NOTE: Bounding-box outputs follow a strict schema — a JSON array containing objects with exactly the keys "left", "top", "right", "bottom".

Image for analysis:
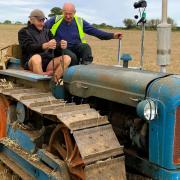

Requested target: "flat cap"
[{"left": 29, "top": 9, "right": 46, "bottom": 19}]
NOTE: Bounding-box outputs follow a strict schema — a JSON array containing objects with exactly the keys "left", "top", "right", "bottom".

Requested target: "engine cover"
[{"left": 64, "top": 64, "right": 164, "bottom": 107}]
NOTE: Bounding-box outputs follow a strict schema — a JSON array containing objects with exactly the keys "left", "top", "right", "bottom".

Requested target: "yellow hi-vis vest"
[{"left": 50, "top": 15, "right": 87, "bottom": 44}]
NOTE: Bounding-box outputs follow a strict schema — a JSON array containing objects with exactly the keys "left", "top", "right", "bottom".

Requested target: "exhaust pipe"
[{"left": 157, "top": 0, "right": 171, "bottom": 73}]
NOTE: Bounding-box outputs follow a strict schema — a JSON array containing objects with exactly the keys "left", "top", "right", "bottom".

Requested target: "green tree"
[
  {"left": 48, "top": 7, "right": 62, "bottom": 17},
  {"left": 167, "top": 17, "right": 177, "bottom": 27},
  {"left": 147, "top": 19, "right": 160, "bottom": 29},
  {"left": 146, "top": 17, "right": 176, "bottom": 29},
  {"left": 123, "top": 19, "right": 136, "bottom": 29},
  {"left": 15, "top": 21, "right": 22, "bottom": 25},
  {"left": 3, "top": 20, "right": 11, "bottom": 24}
]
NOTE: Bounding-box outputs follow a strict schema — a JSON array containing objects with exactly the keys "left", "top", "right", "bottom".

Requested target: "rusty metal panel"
[
  {"left": 85, "top": 156, "right": 126, "bottom": 180},
  {"left": 57, "top": 111, "right": 109, "bottom": 130},
  {"left": 73, "top": 124, "right": 123, "bottom": 164},
  {"left": 174, "top": 106, "right": 180, "bottom": 164}
]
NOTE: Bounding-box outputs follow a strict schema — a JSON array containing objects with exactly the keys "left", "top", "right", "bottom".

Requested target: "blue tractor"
[
  {"left": 0, "top": 42, "right": 179, "bottom": 180},
  {"left": 0, "top": 1, "right": 179, "bottom": 179}
]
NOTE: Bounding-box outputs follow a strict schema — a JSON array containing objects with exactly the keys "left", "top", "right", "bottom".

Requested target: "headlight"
[{"left": 137, "top": 99, "right": 157, "bottom": 121}]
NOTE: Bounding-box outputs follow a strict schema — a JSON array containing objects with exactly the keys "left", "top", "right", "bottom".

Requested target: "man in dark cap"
[{"left": 18, "top": 9, "right": 71, "bottom": 82}]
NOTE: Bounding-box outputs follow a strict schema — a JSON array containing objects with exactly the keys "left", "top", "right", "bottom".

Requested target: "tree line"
[
  {"left": 0, "top": 20, "right": 23, "bottom": 25},
  {"left": 0, "top": 7, "right": 179, "bottom": 30},
  {"left": 0, "top": 7, "right": 62, "bottom": 25},
  {"left": 123, "top": 17, "right": 177, "bottom": 29}
]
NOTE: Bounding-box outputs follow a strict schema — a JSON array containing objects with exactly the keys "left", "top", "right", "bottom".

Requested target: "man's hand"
[
  {"left": 60, "top": 40, "right": 67, "bottom": 49},
  {"left": 42, "top": 39, "right": 57, "bottom": 50},
  {"left": 48, "top": 39, "right": 57, "bottom": 49},
  {"left": 113, "top": 32, "right": 123, "bottom": 39}
]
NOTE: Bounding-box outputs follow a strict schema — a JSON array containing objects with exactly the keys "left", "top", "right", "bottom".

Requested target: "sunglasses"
[
  {"left": 33, "top": 16, "right": 46, "bottom": 22},
  {"left": 37, "top": 19, "right": 45, "bottom": 23}
]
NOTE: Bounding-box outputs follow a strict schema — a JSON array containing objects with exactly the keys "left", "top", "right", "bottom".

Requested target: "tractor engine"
[{"left": 64, "top": 64, "right": 180, "bottom": 179}]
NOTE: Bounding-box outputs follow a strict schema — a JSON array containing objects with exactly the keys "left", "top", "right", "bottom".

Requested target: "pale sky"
[{"left": 0, "top": 0, "right": 179, "bottom": 26}]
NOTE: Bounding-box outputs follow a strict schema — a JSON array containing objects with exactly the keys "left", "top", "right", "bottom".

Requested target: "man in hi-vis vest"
[{"left": 46, "top": 2, "right": 122, "bottom": 66}]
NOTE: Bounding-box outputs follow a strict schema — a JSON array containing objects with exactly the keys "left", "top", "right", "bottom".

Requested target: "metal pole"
[
  {"left": 61, "top": 49, "right": 65, "bottom": 74},
  {"left": 162, "top": 0, "right": 167, "bottom": 23},
  {"left": 52, "top": 49, "right": 55, "bottom": 78},
  {"left": 157, "top": 0, "right": 171, "bottom": 73},
  {"left": 160, "top": 65, "right": 167, "bottom": 73},
  {"left": 117, "top": 39, "right": 122, "bottom": 65},
  {"left": 140, "top": 23, "right": 145, "bottom": 70}
]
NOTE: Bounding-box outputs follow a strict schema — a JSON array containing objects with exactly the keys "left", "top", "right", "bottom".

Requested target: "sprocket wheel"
[{"left": 48, "top": 124, "right": 85, "bottom": 180}]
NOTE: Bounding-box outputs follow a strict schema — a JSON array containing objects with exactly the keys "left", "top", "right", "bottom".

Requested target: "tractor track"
[{"left": 0, "top": 78, "right": 126, "bottom": 180}]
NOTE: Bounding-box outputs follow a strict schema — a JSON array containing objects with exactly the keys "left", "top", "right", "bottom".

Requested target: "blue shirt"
[{"left": 45, "top": 16, "right": 114, "bottom": 48}]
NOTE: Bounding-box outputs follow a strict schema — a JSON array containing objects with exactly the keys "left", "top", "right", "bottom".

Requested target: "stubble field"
[{"left": 0, "top": 24, "right": 179, "bottom": 74}]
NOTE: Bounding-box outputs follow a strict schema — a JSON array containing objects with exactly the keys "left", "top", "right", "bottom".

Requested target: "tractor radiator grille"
[{"left": 174, "top": 106, "right": 180, "bottom": 164}]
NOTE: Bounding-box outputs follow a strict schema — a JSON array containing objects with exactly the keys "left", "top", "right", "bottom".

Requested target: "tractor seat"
[
  {"left": 0, "top": 44, "right": 52, "bottom": 81},
  {"left": 0, "top": 44, "right": 23, "bottom": 70}
]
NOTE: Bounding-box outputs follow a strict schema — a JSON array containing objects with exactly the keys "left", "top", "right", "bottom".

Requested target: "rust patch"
[
  {"left": 174, "top": 106, "right": 180, "bottom": 164},
  {"left": 0, "top": 95, "right": 9, "bottom": 138}
]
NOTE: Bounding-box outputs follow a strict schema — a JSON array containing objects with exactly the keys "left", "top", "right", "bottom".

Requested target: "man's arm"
[
  {"left": 45, "top": 17, "right": 56, "bottom": 29},
  {"left": 18, "top": 28, "right": 43, "bottom": 53},
  {"left": 83, "top": 20, "right": 122, "bottom": 40},
  {"left": 18, "top": 28, "right": 56, "bottom": 53}
]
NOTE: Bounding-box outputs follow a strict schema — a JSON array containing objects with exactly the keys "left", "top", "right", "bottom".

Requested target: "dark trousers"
[{"left": 63, "top": 43, "right": 93, "bottom": 66}]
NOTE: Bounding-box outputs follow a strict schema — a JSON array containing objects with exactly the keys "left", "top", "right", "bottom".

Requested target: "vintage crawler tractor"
[
  {"left": 0, "top": 0, "right": 179, "bottom": 179},
  {"left": 0, "top": 43, "right": 126, "bottom": 179}
]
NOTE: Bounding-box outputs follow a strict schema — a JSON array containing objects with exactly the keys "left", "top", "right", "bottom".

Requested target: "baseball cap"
[{"left": 29, "top": 9, "right": 47, "bottom": 20}]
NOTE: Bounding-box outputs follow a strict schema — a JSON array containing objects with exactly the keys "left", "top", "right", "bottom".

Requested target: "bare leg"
[
  {"left": 46, "top": 57, "right": 63, "bottom": 72},
  {"left": 28, "top": 54, "right": 52, "bottom": 76},
  {"left": 28, "top": 54, "right": 43, "bottom": 73},
  {"left": 54, "top": 55, "right": 71, "bottom": 81},
  {"left": 46, "top": 55, "right": 71, "bottom": 82}
]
